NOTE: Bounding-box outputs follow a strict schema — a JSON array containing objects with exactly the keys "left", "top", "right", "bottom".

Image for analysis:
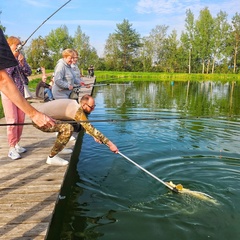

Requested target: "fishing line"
[
  {"left": 15, "top": 0, "right": 72, "bottom": 52},
  {"left": 0, "top": 115, "right": 239, "bottom": 127},
  {"left": 95, "top": 76, "right": 128, "bottom": 82},
  {"left": 82, "top": 83, "right": 132, "bottom": 88}
]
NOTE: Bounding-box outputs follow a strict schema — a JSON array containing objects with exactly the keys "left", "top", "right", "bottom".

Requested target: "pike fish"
[{"left": 166, "top": 181, "right": 218, "bottom": 205}]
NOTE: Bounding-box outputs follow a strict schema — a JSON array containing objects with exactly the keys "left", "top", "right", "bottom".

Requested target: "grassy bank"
[{"left": 95, "top": 71, "right": 240, "bottom": 82}]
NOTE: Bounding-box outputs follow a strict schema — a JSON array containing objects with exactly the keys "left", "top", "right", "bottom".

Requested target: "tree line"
[
  {"left": 1, "top": 7, "right": 240, "bottom": 74},
  {"left": 104, "top": 8, "right": 239, "bottom": 74}
]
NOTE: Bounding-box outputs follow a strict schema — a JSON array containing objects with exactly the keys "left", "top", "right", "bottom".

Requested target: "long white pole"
[{"left": 118, "top": 151, "right": 178, "bottom": 193}]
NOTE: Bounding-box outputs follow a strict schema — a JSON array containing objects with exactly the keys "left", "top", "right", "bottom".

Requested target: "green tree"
[
  {"left": 73, "top": 26, "right": 98, "bottom": 71},
  {"left": 0, "top": 11, "right": 6, "bottom": 33},
  {"left": 211, "top": 11, "right": 231, "bottom": 73},
  {"left": 137, "top": 36, "right": 154, "bottom": 72},
  {"left": 231, "top": 13, "right": 240, "bottom": 73},
  {"left": 181, "top": 9, "right": 195, "bottom": 73},
  {"left": 115, "top": 19, "right": 141, "bottom": 71},
  {"left": 26, "top": 36, "right": 52, "bottom": 69},
  {"left": 162, "top": 30, "right": 179, "bottom": 72},
  {"left": 104, "top": 33, "right": 120, "bottom": 70},
  {"left": 148, "top": 25, "right": 169, "bottom": 71},
  {"left": 45, "top": 25, "right": 73, "bottom": 65},
  {"left": 194, "top": 7, "right": 214, "bottom": 73}
]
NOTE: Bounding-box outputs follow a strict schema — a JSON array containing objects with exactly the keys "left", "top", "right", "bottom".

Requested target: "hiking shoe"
[
  {"left": 8, "top": 147, "right": 21, "bottom": 160},
  {"left": 15, "top": 143, "right": 27, "bottom": 153},
  {"left": 60, "top": 148, "right": 73, "bottom": 154},
  {"left": 46, "top": 155, "right": 69, "bottom": 166}
]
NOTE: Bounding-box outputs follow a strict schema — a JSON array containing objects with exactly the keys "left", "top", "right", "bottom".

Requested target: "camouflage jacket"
[{"left": 74, "top": 107, "right": 109, "bottom": 144}]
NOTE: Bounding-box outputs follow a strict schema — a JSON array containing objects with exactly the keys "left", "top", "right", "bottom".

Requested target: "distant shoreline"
[{"left": 94, "top": 71, "right": 240, "bottom": 82}]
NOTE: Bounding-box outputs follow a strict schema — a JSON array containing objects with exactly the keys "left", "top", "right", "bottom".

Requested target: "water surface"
[{"left": 61, "top": 81, "right": 240, "bottom": 240}]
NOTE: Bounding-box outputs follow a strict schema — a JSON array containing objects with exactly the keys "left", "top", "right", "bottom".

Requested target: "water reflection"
[
  {"left": 101, "top": 80, "right": 240, "bottom": 118},
  {"left": 60, "top": 81, "right": 240, "bottom": 240},
  {"left": 60, "top": 185, "right": 117, "bottom": 239}
]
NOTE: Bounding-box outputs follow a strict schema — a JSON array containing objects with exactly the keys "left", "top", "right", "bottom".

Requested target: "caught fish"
[
  {"left": 165, "top": 181, "right": 218, "bottom": 205},
  {"left": 117, "top": 151, "right": 218, "bottom": 205}
]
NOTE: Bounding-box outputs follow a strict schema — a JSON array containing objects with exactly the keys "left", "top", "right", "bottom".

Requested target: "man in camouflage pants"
[{"left": 34, "top": 94, "right": 118, "bottom": 166}]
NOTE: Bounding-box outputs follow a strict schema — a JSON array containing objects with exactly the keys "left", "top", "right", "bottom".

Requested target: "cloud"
[
  {"left": 136, "top": 0, "right": 200, "bottom": 14},
  {"left": 135, "top": 0, "right": 239, "bottom": 19},
  {"left": 23, "top": 0, "right": 49, "bottom": 8}
]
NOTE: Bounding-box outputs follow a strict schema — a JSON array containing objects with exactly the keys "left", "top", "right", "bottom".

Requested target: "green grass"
[
  {"left": 28, "top": 77, "right": 42, "bottom": 89},
  {"left": 95, "top": 71, "right": 240, "bottom": 82}
]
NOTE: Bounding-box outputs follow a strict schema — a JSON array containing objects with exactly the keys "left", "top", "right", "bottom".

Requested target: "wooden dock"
[{"left": 0, "top": 76, "right": 96, "bottom": 239}]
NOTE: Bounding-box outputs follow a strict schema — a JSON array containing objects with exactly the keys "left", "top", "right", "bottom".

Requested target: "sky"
[{"left": 0, "top": 0, "right": 239, "bottom": 56}]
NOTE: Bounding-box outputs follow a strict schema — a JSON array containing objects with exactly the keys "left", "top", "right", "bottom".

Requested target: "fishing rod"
[
  {"left": 82, "top": 83, "right": 132, "bottom": 88},
  {"left": 1, "top": 115, "right": 240, "bottom": 127},
  {"left": 15, "top": 0, "right": 72, "bottom": 52}
]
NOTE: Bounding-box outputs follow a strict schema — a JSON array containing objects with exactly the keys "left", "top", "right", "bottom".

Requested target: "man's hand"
[
  {"left": 18, "top": 53, "right": 25, "bottom": 66},
  {"left": 31, "top": 111, "right": 56, "bottom": 128},
  {"left": 107, "top": 141, "right": 118, "bottom": 153},
  {"left": 94, "top": 137, "right": 102, "bottom": 144}
]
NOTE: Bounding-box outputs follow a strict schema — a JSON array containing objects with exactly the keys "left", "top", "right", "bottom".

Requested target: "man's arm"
[
  {"left": 74, "top": 108, "right": 118, "bottom": 153},
  {"left": 0, "top": 69, "right": 55, "bottom": 128}
]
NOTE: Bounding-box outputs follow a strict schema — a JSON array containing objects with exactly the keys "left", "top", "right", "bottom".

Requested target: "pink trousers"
[{"left": 1, "top": 93, "right": 25, "bottom": 147}]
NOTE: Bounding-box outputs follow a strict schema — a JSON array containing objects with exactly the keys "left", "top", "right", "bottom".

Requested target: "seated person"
[
  {"left": 35, "top": 67, "right": 42, "bottom": 74},
  {"left": 36, "top": 75, "right": 54, "bottom": 101},
  {"left": 33, "top": 94, "right": 118, "bottom": 166},
  {"left": 88, "top": 65, "right": 94, "bottom": 78}
]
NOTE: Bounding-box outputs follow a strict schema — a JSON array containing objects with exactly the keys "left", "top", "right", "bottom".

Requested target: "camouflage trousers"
[{"left": 33, "top": 121, "right": 74, "bottom": 157}]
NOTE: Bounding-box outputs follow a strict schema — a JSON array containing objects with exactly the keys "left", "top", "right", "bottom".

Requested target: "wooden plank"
[
  {"left": 0, "top": 76, "right": 96, "bottom": 239},
  {"left": 0, "top": 201, "right": 55, "bottom": 213},
  {"left": 0, "top": 222, "right": 48, "bottom": 239}
]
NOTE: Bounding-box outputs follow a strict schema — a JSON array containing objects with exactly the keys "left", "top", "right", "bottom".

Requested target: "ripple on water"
[{"left": 71, "top": 114, "right": 240, "bottom": 240}]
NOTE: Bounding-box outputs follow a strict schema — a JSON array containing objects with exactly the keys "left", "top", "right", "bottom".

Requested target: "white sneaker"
[
  {"left": 46, "top": 155, "right": 69, "bottom": 166},
  {"left": 60, "top": 148, "right": 73, "bottom": 154},
  {"left": 8, "top": 147, "right": 21, "bottom": 160},
  {"left": 70, "top": 135, "right": 76, "bottom": 141},
  {"left": 15, "top": 143, "right": 27, "bottom": 153}
]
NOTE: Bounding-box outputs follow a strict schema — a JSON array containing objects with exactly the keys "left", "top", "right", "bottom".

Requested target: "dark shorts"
[{"left": 0, "top": 28, "right": 18, "bottom": 70}]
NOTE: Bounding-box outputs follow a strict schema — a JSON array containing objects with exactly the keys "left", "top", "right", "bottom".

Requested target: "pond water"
[{"left": 60, "top": 81, "right": 240, "bottom": 240}]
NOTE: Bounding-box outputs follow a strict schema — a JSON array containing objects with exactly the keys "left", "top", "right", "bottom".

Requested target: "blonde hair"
[
  {"left": 62, "top": 48, "right": 74, "bottom": 58},
  {"left": 7, "top": 36, "right": 21, "bottom": 46}
]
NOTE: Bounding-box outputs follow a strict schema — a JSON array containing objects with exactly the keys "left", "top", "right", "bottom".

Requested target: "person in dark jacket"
[{"left": 36, "top": 75, "right": 54, "bottom": 101}]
